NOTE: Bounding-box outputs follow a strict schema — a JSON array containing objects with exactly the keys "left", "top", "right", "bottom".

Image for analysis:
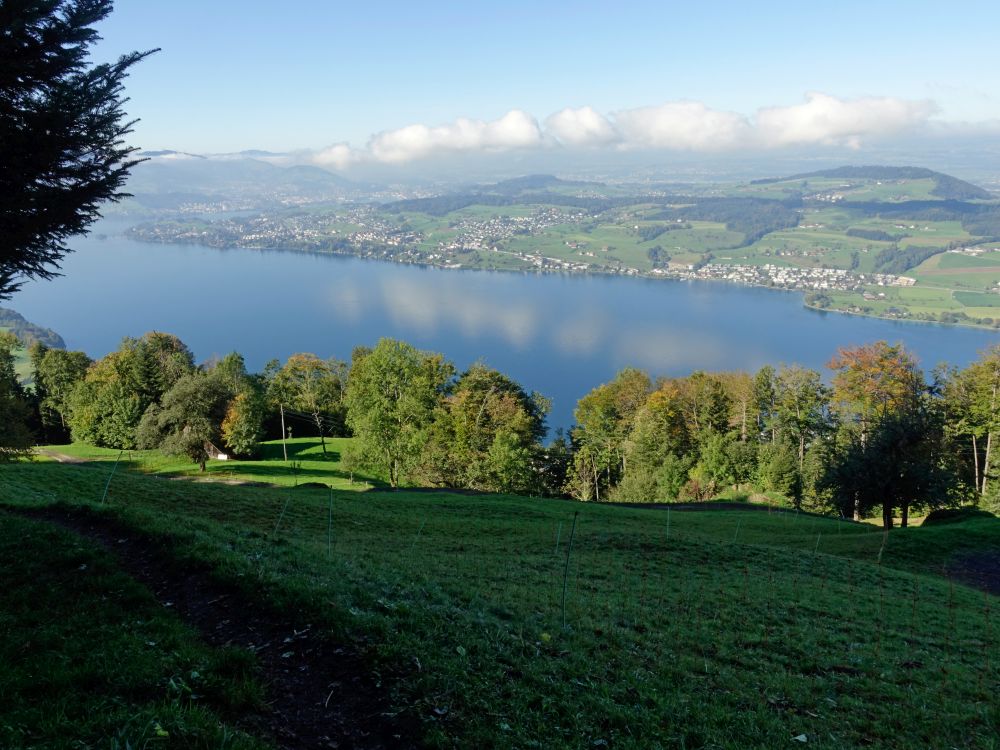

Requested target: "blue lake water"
[{"left": 12, "top": 225, "right": 998, "bottom": 431}]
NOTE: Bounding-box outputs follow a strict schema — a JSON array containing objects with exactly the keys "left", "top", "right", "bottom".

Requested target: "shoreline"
[{"left": 128, "top": 232, "right": 1000, "bottom": 332}]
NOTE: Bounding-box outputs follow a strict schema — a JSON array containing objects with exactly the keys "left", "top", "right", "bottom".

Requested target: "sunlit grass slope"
[{"left": 41, "top": 437, "right": 383, "bottom": 490}]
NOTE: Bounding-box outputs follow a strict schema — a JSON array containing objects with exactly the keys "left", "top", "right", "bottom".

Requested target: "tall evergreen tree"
[{"left": 0, "top": 0, "right": 155, "bottom": 298}]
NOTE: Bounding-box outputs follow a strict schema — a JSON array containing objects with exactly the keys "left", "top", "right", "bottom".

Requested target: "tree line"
[{"left": 1, "top": 332, "right": 997, "bottom": 526}]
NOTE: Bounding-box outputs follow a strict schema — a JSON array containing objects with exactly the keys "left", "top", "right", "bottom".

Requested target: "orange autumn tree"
[
  {"left": 828, "top": 342, "right": 924, "bottom": 431},
  {"left": 826, "top": 342, "right": 942, "bottom": 526}
]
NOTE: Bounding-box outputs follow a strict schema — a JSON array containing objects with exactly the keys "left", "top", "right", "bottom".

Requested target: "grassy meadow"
[
  {"left": 40, "top": 437, "right": 384, "bottom": 491},
  {"left": 1, "top": 453, "right": 997, "bottom": 748}
]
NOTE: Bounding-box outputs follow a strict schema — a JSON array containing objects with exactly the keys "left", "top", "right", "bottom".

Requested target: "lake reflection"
[{"left": 12, "top": 227, "right": 999, "bottom": 431}]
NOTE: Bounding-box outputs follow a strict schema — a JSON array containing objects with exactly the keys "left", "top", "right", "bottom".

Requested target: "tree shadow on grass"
[
  {"left": 201, "top": 461, "right": 385, "bottom": 488},
  {"left": 257, "top": 441, "right": 341, "bottom": 462}
]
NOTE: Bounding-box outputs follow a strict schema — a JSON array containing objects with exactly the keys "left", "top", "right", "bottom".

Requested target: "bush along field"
[{"left": 1, "top": 460, "right": 996, "bottom": 749}]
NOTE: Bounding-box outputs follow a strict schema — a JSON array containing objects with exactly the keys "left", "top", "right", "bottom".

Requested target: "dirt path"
[
  {"left": 34, "top": 448, "right": 88, "bottom": 464},
  {"left": 13, "top": 507, "right": 414, "bottom": 750}
]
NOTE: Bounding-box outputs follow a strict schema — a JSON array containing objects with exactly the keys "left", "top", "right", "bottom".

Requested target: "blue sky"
[{"left": 96, "top": 1, "right": 1000, "bottom": 162}]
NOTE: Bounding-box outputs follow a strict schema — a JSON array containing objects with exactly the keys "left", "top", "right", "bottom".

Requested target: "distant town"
[{"left": 128, "top": 207, "right": 916, "bottom": 294}]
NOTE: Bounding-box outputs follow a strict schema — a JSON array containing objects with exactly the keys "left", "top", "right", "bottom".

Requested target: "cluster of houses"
[
  {"left": 657, "top": 263, "right": 914, "bottom": 293},
  {"left": 437, "top": 209, "right": 587, "bottom": 252}
]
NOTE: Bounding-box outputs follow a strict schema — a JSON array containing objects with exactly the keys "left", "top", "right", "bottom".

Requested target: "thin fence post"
[
  {"left": 327, "top": 487, "right": 334, "bottom": 558},
  {"left": 100, "top": 450, "right": 124, "bottom": 504},
  {"left": 561, "top": 511, "right": 580, "bottom": 629},
  {"left": 411, "top": 519, "right": 427, "bottom": 550},
  {"left": 272, "top": 495, "right": 290, "bottom": 537}
]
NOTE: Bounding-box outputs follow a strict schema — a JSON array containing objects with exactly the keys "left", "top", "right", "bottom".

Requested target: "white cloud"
[
  {"left": 754, "top": 92, "right": 936, "bottom": 149},
  {"left": 367, "top": 109, "right": 543, "bottom": 163},
  {"left": 545, "top": 106, "right": 618, "bottom": 147},
  {"left": 306, "top": 93, "right": 941, "bottom": 169},
  {"left": 614, "top": 101, "right": 751, "bottom": 151},
  {"left": 312, "top": 142, "right": 367, "bottom": 170}
]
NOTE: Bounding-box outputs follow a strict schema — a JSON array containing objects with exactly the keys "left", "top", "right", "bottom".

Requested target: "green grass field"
[
  {"left": 956, "top": 291, "right": 1000, "bottom": 308},
  {"left": 1, "top": 457, "right": 996, "bottom": 749},
  {"left": 732, "top": 177, "right": 942, "bottom": 203},
  {"left": 911, "top": 254, "right": 1000, "bottom": 292},
  {"left": 42, "top": 437, "right": 383, "bottom": 491},
  {"left": 503, "top": 219, "right": 742, "bottom": 271},
  {"left": 938, "top": 251, "right": 1000, "bottom": 270}
]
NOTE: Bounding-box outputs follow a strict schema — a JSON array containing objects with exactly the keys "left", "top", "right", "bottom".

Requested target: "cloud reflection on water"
[
  {"left": 376, "top": 277, "right": 540, "bottom": 349},
  {"left": 551, "top": 313, "right": 608, "bottom": 356},
  {"left": 331, "top": 273, "right": 734, "bottom": 375},
  {"left": 613, "top": 329, "right": 728, "bottom": 372}
]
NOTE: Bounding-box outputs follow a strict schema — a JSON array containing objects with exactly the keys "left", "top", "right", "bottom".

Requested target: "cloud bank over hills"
[{"left": 307, "top": 92, "right": 950, "bottom": 169}]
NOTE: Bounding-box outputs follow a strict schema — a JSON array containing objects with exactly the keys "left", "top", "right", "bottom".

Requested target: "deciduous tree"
[
  {"left": 420, "top": 363, "right": 548, "bottom": 493},
  {"left": 67, "top": 332, "right": 194, "bottom": 448},
  {"left": 345, "top": 339, "right": 453, "bottom": 487},
  {"left": 30, "top": 342, "right": 91, "bottom": 437},
  {"left": 137, "top": 372, "right": 229, "bottom": 471},
  {"left": 942, "top": 345, "right": 999, "bottom": 503},
  {"left": 267, "top": 353, "right": 346, "bottom": 455}
]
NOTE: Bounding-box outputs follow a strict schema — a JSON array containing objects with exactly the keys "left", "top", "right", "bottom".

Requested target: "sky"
[{"left": 95, "top": 0, "right": 1000, "bottom": 170}]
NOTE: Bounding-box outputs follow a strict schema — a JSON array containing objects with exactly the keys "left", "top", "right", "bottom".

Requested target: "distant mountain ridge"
[
  {"left": 751, "top": 165, "right": 992, "bottom": 201},
  {"left": 124, "top": 152, "right": 359, "bottom": 210},
  {"left": 489, "top": 174, "right": 601, "bottom": 193}
]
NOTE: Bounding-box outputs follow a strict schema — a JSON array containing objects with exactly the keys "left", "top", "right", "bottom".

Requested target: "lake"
[{"left": 12, "top": 224, "right": 999, "bottom": 431}]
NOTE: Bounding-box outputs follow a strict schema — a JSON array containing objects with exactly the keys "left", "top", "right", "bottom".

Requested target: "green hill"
[
  {"left": 1, "top": 458, "right": 996, "bottom": 749},
  {"left": 751, "top": 165, "right": 993, "bottom": 201}
]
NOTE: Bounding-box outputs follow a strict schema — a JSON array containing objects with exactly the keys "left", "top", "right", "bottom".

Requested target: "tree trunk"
[
  {"left": 199, "top": 459, "right": 206, "bottom": 472},
  {"left": 882, "top": 502, "right": 893, "bottom": 530},
  {"left": 901, "top": 502, "right": 909, "bottom": 528},
  {"left": 983, "top": 429, "right": 993, "bottom": 496},
  {"left": 985, "top": 378, "right": 997, "bottom": 495},
  {"left": 972, "top": 434, "right": 980, "bottom": 495},
  {"left": 314, "top": 412, "right": 326, "bottom": 455},
  {"left": 853, "top": 494, "right": 860, "bottom": 522}
]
